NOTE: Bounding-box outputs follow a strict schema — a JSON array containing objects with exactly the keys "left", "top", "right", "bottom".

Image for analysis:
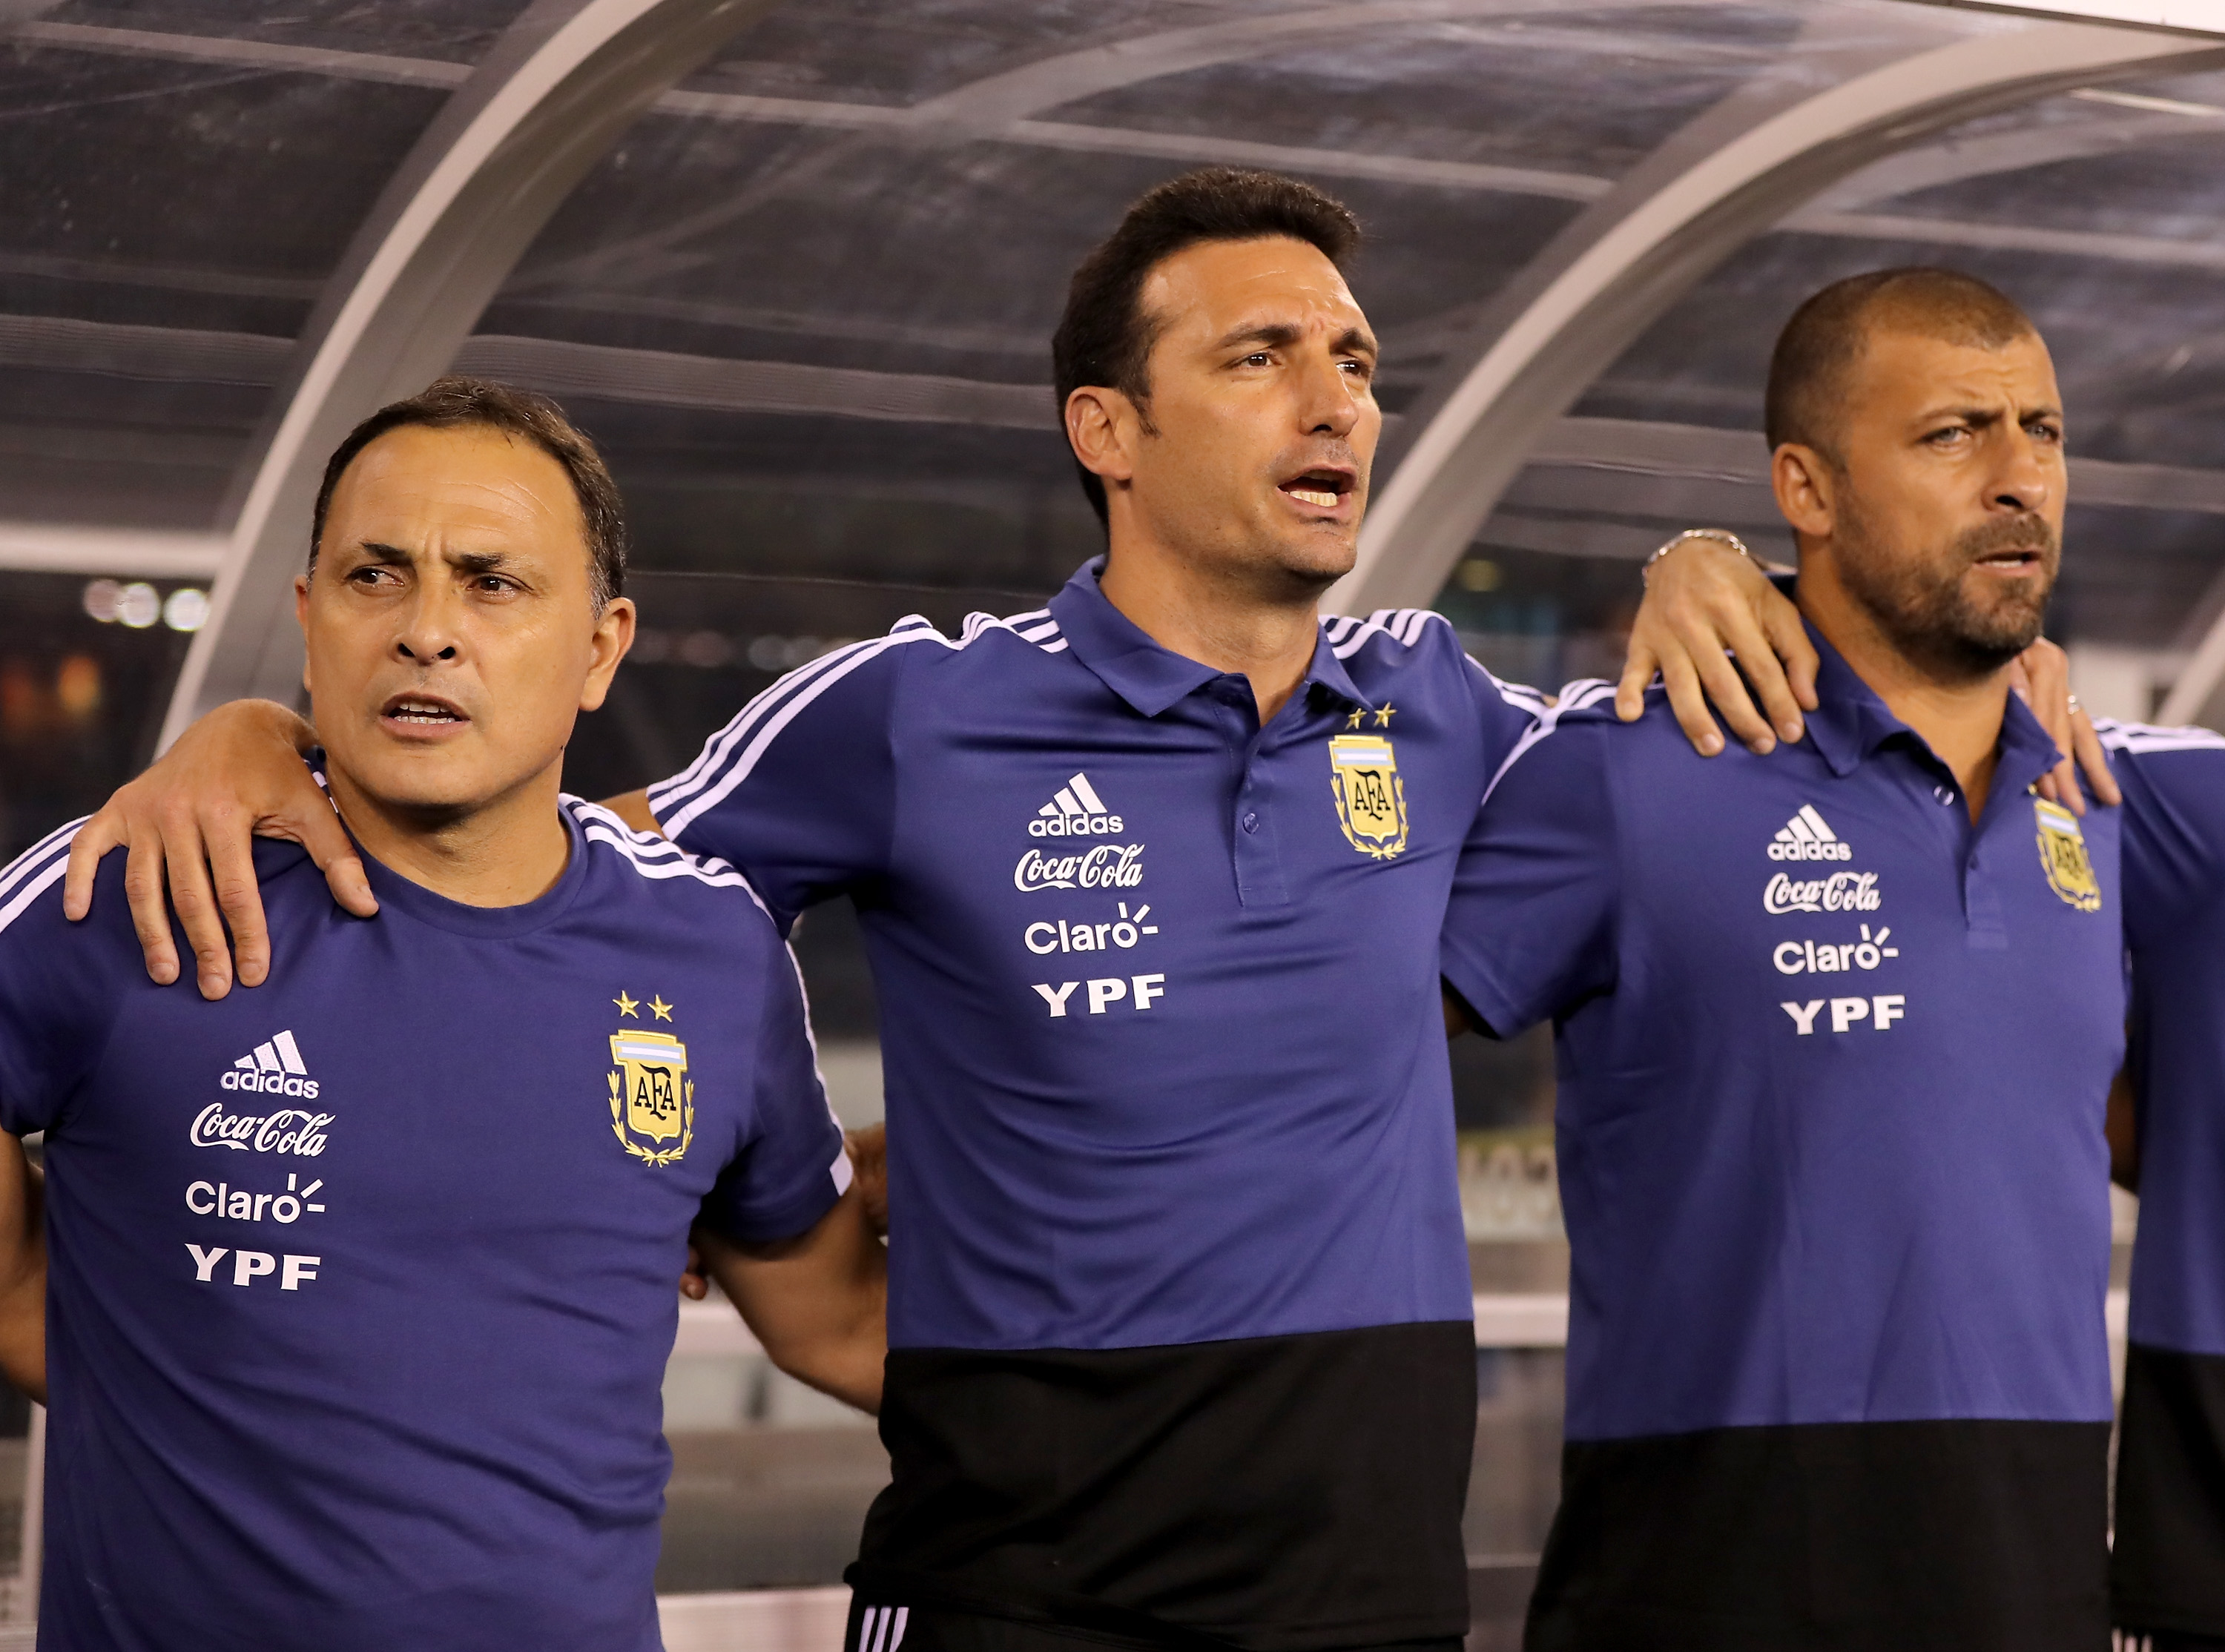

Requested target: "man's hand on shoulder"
[
  {"left": 2008, "top": 638, "right": 2120, "bottom": 816},
  {"left": 1620, "top": 531, "right": 1817, "bottom": 758},
  {"left": 62, "top": 700, "right": 375, "bottom": 1001}
]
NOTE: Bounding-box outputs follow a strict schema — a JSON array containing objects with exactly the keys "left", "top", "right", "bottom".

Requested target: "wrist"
[
  {"left": 243, "top": 698, "right": 317, "bottom": 756},
  {"left": 1644, "top": 528, "right": 1753, "bottom": 582}
]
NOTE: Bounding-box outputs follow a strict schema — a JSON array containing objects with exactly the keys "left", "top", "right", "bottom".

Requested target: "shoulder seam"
[
  {"left": 0, "top": 819, "right": 85, "bottom": 939},
  {"left": 2094, "top": 716, "right": 2225, "bottom": 754},
  {"left": 1324, "top": 607, "right": 1448, "bottom": 660},
  {"left": 1480, "top": 684, "right": 1615, "bottom": 807},
  {"left": 568, "top": 799, "right": 774, "bottom": 918},
  {"left": 649, "top": 607, "right": 1065, "bottom": 836}
]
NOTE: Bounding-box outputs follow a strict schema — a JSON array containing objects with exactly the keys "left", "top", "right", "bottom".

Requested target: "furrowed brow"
[{"left": 1215, "top": 322, "right": 1304, "bottom": 353}]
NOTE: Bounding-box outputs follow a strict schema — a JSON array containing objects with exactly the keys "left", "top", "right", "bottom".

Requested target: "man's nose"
[
  {"left": 393, "top": 589, "right": 464, "bottom": 664},
  {"left": 1297, "top": 352, "right": 1362, "bottom": 437},
  {"left": 1991, "top": 431, "right": 2054, "bottom": 515}
]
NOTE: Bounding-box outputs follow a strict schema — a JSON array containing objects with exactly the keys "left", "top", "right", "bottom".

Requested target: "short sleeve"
[
  {"left": 0, "top": 821, "right": 123, "bottom": 1136},
  {"left": 645, "top": 634, "right": 906, "bottom": 931},
  {"left": 698, "top": 938, "right": 850, "bottom": 1245},
  {"left": 1440, "top": 714, "right": 1621, "bottom": 1037},
  {"left": 2103, "top": 724, "right": 2225, "bottom": 957}
]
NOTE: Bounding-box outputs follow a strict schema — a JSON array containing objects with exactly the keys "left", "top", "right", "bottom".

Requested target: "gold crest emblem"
[
  {"left": 2034, "top": 798, "right": 2101, "bottom": 913},
  {"left": 608, "top": 1027, "right": 693, "bottom": 1167},
  {"left": 1329, "top": 733, "right": 1408, "bottom": 859}
]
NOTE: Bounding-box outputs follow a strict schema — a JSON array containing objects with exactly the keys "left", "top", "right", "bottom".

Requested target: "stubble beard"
[{"left": 1833, "top": 493, "right": 2059, "bottom": 684}]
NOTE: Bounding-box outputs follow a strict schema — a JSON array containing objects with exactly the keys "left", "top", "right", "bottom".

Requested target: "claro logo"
[{"left": 1014, "top": 844, "right": 1144, "bottom": 893}]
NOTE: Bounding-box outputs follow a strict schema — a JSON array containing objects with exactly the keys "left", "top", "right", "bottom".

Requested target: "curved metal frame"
[
  {"left": 159, "top": 0, "right": 785, "bottom": 748},
  {"left": 159, "top": 0, "right": 2225, "bottom": 737},
  {"left": 1330, "top": 18, "right": 2225, "bottom": 615}
]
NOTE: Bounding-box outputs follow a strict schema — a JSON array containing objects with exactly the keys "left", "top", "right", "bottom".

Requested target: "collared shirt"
[
  {"left": 2097, "top": 719, "right": 2225, "bottom": 1356},
  {"left": 0, "top": 801, "right": 846, "bottom": 1652},
  {"left": 1443, "top": 632, "right": 2124, "bottom": 1440},
  {"left": 1440, "top": 631, "right": 2126, "bottom": 1646},
  {"left": 2094, "top": 719, "right": 2225, "bottom": 1636},
  {"left": 646, "top": 559, "right": 1542, "bottom": 1649},
  {"left": 650, "top": 557, "right": 1539, "bottom": 1352}
]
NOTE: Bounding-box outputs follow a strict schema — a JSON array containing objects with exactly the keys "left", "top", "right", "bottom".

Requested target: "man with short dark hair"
[
  {"left": 70, "top": 172, "right": 1817, "bottom": 1652},
  {"left": 1445, "top": 268, "right": 2122, "bottom": 1650},
  {"left": 0, "top": 377, "right": 886, "bottom": 1650}
]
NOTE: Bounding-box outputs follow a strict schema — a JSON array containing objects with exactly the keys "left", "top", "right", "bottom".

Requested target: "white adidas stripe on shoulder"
[
  {"left": 568, "top": 800, "right": 771, "bottom": 915},
  {"left": 0, "top": 817, "right": 85, "bottom": 939},
  {"left": 650, "top": 608, "right": 1067, "bottom": 839},
  {"left": 2094, "top": 716, "right": 2225, "bottom": 756},
  {"left": 1480, "top": 679, "right": 1618, "bottom": 807},
  {"left": 1324, "top": 606, "right": 1443, "bottom": 659}
]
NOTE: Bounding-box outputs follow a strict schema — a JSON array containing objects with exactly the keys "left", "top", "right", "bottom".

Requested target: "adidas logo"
[
  {"left": 1768, "top": 804, "right": 1853, "bottom": 862},
  {"left": 1029, "top": 772, "right": 1125, "bottom": 839},
  {"left": 220, "top": 1030, "right": 322, "bottom": 1100}
]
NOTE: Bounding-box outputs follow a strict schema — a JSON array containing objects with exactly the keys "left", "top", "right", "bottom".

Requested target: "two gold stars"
[
  {"left": 613, "top": 992, "right": 675, "bottom": 1021},
  {"left": 1346, "top": 703, "right": 1397, "bottom": 730}
]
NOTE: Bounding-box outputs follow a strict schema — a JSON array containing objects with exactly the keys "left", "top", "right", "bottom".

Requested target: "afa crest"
[
  {"left": 2034, "top": 797, "right": 2102, "bottom": 913},
  {"left": 608, "top": 1026, "right": 693, "bottom": 1167},
  {"left": 1329, "top": 733, "right": 1408, "bottom": 860}
]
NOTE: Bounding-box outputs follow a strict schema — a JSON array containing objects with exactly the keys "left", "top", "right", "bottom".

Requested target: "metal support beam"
[
  {"left": 1328, "top": 16, "right": 2225, "bottom": 615},
  {"left": 159, "top": 0, "right": 782, "bottom": 750}
]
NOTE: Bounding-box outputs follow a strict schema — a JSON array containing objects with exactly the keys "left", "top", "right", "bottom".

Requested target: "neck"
[
  {"left": 1797, "top": 551, "right": 2011, "bottom": 821},
  {"left": 1095, "top": 515, "right": 1325, "bottom": 726},
  {"left": 324, "top": 761, "right": 572, "bottom": 907}
]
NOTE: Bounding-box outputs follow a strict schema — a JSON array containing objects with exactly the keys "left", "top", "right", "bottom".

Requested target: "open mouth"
[
  {"left": 381, "top": 693, "right": 468, "bottom": 727},
  {"left": 1974, "top": 545, "right": 2045, "bottom": 570},
  {"left": 1279, "top": 468, "right": 1354, "bottom": 511}
]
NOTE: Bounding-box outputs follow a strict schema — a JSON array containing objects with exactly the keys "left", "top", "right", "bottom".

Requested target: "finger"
[
  {"left": 1755, "top": 596, "right": 1820, "bottom": 729},
  {"left": 1696, "top": 603, "right": 1797, "bottom": 750},
  {"left": 120, "top": 833, "right": 180, "bottom": 988},
  {"left": 290, "top": 790, "right": 378, "bottom": 920},
  {"left": 62, "top": 807, "right": 128, "bottom": 922},
  {"left": 1671, "top": 612, "right": 1774, "bottom": 753},
  {"left": 1655, "top": 644, "right": 1724, "bottom": 757},
  {"left": 2074, "top": 710, "right": 2121, "bottom": 807},
  {"left": 2040, "top": 758, "right": 2080, "bottom": 815},
  {"left": 159, "top": 813, "right": 236, "bottom": 1002},
  {"left": 204, "top": 812, "right": 274, "bottom": 989},
  {"left": 1615, "top": 641, "right": 1658, "bottom": 724},
  {"left": 680, "top": 1243, "right": 709, "bottom": 1301}
]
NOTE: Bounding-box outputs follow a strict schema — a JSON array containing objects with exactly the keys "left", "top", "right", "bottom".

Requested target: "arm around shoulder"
[{"left": 60, "top": 698, "right": 371, "bottom": 1001}]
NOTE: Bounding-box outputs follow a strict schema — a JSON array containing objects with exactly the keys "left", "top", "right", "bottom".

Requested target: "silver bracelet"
[{"left": 1644, "top": 527, "right": 1753, "bottom": 575}]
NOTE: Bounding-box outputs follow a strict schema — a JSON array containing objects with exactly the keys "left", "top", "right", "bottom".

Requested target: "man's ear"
[
  {"left": 1772, "top": 443, "right": 1836, "bottom": 541},
  {"left": 294, "top": 574, "right": 313, "bottom": 696},
  {"left": 579, "top": 596, "right": 636, "bottom": 713},
  {"left": 1065, "top": 386, "right": 1141, "bottom": 492}
]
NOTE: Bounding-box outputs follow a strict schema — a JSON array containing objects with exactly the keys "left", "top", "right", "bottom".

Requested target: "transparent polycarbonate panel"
[{"left": 0, "top": 11, "right": 489, "bottom": 527}]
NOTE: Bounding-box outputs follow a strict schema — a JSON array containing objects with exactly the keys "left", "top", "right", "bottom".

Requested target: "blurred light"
[
  {"left": 82, "top": 579, "right": 122, "bottom": 623},
  {"left": 630, "top": 627, "right": 671, "bottom": 665},
  {"left": 679, "top": 630, "right": 733, "bottom": 669},
  {"left": 746, "top": 635, "right": 789, "bottom": 672},
  {"left": 56, "top": 655, "right": 101, "bottom": 721},
  {"left": 116, "top": 583, "right": 160, "bottom": 629},
  {"left": 1457, "top": 558, "right": 1503, "bottom": 592},
  {"left": 162, "top": 587, "right": 210, "bottom": 632}
]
